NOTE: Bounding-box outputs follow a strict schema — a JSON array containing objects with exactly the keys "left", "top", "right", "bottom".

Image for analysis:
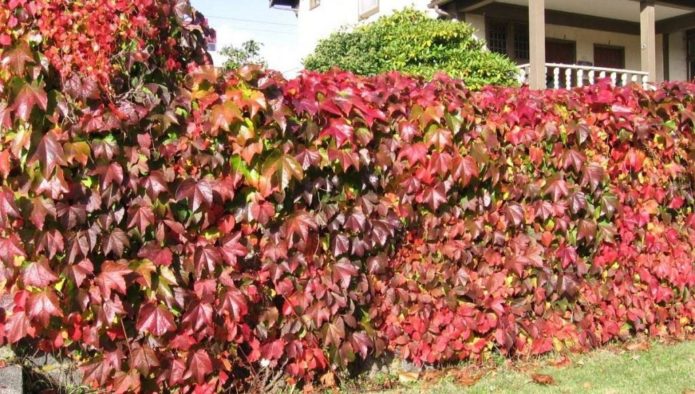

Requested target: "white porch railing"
[{"left": 518, "top": 63, "right": 650, "bottom": 89}]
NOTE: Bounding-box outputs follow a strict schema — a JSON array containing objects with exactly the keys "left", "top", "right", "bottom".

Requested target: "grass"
[{"left": 354, "top": 340, "right": 695, "bottom": 394}]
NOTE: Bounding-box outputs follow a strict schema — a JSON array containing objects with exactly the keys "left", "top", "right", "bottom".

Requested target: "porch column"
[
  {"left": 640, "top": 0, "right": 657, "bottom": 83},
  {"left": 529, "top": 0, "right": 546, "bottom": 89}
]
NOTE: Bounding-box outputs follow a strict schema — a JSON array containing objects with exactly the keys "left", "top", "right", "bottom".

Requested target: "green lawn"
[{"left": 361, "top": 340, "right": 695, "bottom": 394}]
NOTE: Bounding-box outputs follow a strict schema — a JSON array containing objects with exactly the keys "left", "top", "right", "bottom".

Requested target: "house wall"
[
  {"left": 461, "top": 15, "right": 691, "bottom": 82},
  {"left": 669, "top": 30, "right": 688, "bottom": 81},
  {"left": 463, "top": 13, "right": 486, "bottom": 42},
  {"left": 545, "top": 25, "right": 641, "bottom": 70},
  {"left": 296, "top": 0, "right": 433, "bottom": 65}
]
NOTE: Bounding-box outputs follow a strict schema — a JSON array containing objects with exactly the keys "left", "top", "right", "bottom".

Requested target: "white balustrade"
[
  {"left": 517, "top": 62, "right": 650, "bottom": 89},
  {"left": 518, "top": 64, "right": 530, "bottom": 85}
]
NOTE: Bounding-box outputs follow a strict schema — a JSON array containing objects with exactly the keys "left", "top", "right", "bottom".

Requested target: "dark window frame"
[
  {"left": 358, "top": 0, "right": 379, "bottom": 20},
  {"left": 485, "top": 17, "right": 529, "bottom": 64}
]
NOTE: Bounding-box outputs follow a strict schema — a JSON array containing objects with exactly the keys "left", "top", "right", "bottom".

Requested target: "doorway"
[
  {"left": 546, "top": 39, "right": 576, "bottom": 64},
  {"left": 594, "top": 45, "right": 625, "bottom": 69}
]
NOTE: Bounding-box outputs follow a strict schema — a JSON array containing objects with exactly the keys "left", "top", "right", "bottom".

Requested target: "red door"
[
  {"left": 546, "top": 40, "right": 576, "bottom": 64},
  {"left": 594, "top": 45, "right": 625, "bottom": 69}
]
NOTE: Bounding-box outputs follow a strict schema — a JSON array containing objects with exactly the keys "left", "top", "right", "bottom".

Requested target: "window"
[
  {"left": 513, "top": 24, "right": 529, "bottom": 61},
  {"left": 358, "top": 0, "right": 379, "bottom": 20},
  {"left": 207, "top": 42, "right": 216, "bottom": 52},
  {"left": 487, "top": 20, "right": 508, "bottom": 55},
  {"left": 485, "top": 18, "right": 529, "bottom": 63},
  {"left": 688, "top": 30, "right": 695, "bottom": 80},
  {"left": 309, "top": 0, "right": 320, "bottom": 10}
]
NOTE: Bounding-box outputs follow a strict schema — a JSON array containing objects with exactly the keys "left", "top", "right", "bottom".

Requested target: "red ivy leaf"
[
  {"left": 28, "top": 289, "right": 63, "bottom": 326},
  {"left": 582, "top": 164, "right": 606, "bottom": 191},
  {"left": 333, "top": 259, "right": 358, "bottom": 288},
  {"left": 69, "top": 259, "right": 94, "bottom": 287},
  {"left": 397, "top": 143, "right": 428, "bottom": 165},
  {"left": 331, "top": 234, "right": 350, "bottom": 257},
  {"left": 0, "top": 186, "right": 20, "bottom": 227},
  {"left": 323, "top": 317, "right": 345, "bottom": 348},
  {"left": 562, "top": 149, "right": 586, "bottom": 173},
  {"left": 545, "top": 175, "right": 569, "bottom": 202},
  {"left": 451, "top": 155, "right": 479, "bottom": 187},
  {"left": 209, "top": 101, "right": 242, "bottom": 132},
  {"left": 283, "top": 211, "right": 317, "bottom": 244},
  {"left": 577, "top": 219, "right": 597, "bottom": 243},
  {"left": 220, "top": 232, "right": 247, "bottom": 266},
  {"left": 187, "top": 349, "right": 213, "bottom": 384},
  {"left": 194, "top": 244, "right": 222, "bottom": 276},
  {"left": 142, "top": 171, "right": 170, "bottom": 198},
  {"left": 23, "top": 258, "right": 58, "bottom": 287},
  {"left": 112, "top": 370, "right": 140, "bottom": 394},
  {"left": 0, "top": 235, "right": 26, "bottom": 264},
  {"left": 0, "top": 103, "right": 11, "bottom": 131},
  {"left": 260, "top": 339, "right": 285, "bottom": 360},
  {"left": 505, "top": 202, "right": 525, "bottom": 227},
  {"left": 350, "top": 331, "right": 371, "bottom": 359},
  {"left": 418, "top": 182, "right": 447, "bottom": 210},
  {"left": 320, "top": 118, "right": 354, "bottom": 147},
  {"left": 182, "top": 302, "right": 213, "bottom": 331},
  {"left": 425, "top": 128, "right": 452, "bottom": 149},
  {"left": 103, "top": 228, "right": 130, "bottom": 257},
  {"left": 5, "top": 311, "right": 35, "bottom": 343},
  {"left": 1, "top": 41, "right": 35, "bottom": 75},
  {"left": 262, "top": 151, "right": 304, "bottom": 190},
  {"left": 176, "top": 178, "right": 213, "bottom": 211},
  {"left": 131, "top": 344, "right": 160, "bottom": 375},
  {"left": 30, "top": 196, "right": 56, "bottom": 230},
  {"left": 219, "top": 287, "right": 248, "bottom": 321},
  {"left": 127, "top": 203, "right": 155, "bottom": 234},
  {"left": 12, "top": 81, "right": 47, "bottom": 121},
  {"left": 138, "top": 243, "right": 173, "bottom": 267},
  {"left": 136, "top": 302, "right": 176, "bottom": 337},
  {"left": 96, "top": 260, "right": 132, "bottom": 298}
]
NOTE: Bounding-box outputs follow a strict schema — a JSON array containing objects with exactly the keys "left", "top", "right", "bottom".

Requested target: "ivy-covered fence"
[{"left": 1, "top": 1, "right": 693, "bottom": 392}]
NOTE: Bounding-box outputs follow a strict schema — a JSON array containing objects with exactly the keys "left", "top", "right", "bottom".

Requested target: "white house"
[
  {"left": 271, "top": 0, "right": 695, "bottom": 89},
  {"left": 270, "top": 0, "right": 434, "bottom": 68}
]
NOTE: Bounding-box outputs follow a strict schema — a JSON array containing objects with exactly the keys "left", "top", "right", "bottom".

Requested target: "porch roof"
[
  {"left": 432, "top": 0, "right": 695, "bottom": 19},
  {"left": 432, "top": 0, "right": 695, "bottom": 35}
]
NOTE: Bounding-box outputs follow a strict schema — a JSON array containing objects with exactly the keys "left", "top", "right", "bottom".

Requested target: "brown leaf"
[
  {"left": 548, "top": 355, "right": 572, "bottom": 368},
  {"left": 531, "top": 373, "right": 555, "bottom": 385},
  {"left": 625, "top": 341, "right": 651, "bottom": 352},
  {"left": 320, "top": 371, "right": 336, "bottom": 388},
  {"left": 449, "top": 369, "right": 483, "bottom": 386},
  {"left": 398, "top": 371, "right": 420, "bottom": 384}
]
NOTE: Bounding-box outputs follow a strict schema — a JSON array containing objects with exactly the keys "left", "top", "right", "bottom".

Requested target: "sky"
[{"left": 191, "top": 0, "right": 301, "bottom": 75}]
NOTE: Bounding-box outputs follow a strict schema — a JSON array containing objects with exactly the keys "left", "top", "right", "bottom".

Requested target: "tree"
[
  {"left": 303, "top": 9, "right": 519, "bottom": 89},
  {"left": 220, "top": 40, "right": 267, "bottom": 70}
]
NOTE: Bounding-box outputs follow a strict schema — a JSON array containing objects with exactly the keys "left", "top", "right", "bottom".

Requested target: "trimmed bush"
[
  {"left": 303, "top": 9, "right": 520, "bottom": 89},
  {"left": 1, "top": 1, "right": 694, "bottom": 392}
]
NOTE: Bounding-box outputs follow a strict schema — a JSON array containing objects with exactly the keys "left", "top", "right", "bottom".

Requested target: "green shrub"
[
  {"left": 303, "top": 9, "right": 519, "bottom": 89},
  {"left": 220, "top": 39, "right": 267, "bottom": 70}
]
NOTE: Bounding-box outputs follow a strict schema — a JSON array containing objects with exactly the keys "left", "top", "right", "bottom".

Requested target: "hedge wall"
[{"left": 1, "top": 1, "right": 694, "bottom": 392}]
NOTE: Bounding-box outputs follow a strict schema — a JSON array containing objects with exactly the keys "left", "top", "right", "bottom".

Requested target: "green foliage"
[
  {"left": 220, "top": 40, "right": 267, "bottom": 70},
  {"left": 303, "top": 9, "right": 519, "bottom": 89}
]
